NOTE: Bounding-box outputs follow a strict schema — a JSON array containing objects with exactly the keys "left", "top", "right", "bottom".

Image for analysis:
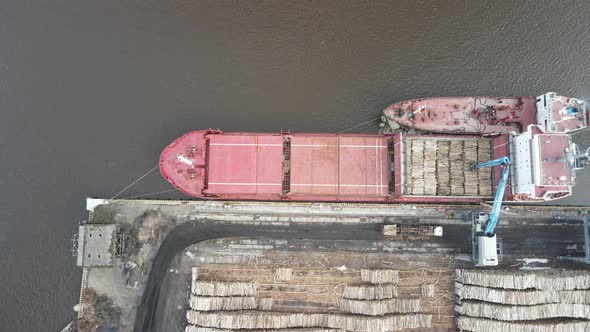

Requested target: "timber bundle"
[
  {"left": 456, "top": 269, "right": 590, "bottom": 290},
  {"left": 457, "top": 316, "right": 590, "bottom": 332},
  {"left": 337, "top": 298, "right": 421, "bottom": 316},
  {"left": 186, "top": 268, "right": 436, "bottom": 331},
  {"left": 455, "top": 269, "right": 590, "bottom": 331},
  {"left": 456, "top": 302, "right": 590, "bottom": 320},
  {"left": 406, "top": 138, "right": 493, "bottom": 196},
  {"left": 274, "top": 268, "right": 293, "bottom": 281},
  {"left": 189, "top": 296, "right": 258, "bottom": 311},
  {"left": 456, "top": 284, "right": 590, "bottom": 305},
  {"left": 360, "top": 269, "right": 399, "bottom": 284},
  {"left": 192, "top": 281, "right": 257, "bottom": 297},
  {"left": 186, "top": 311, "right": 432, "bottom": 331},
  {"left": 421, "top": 283, "right": 435, "bottom": 298},
  {"left": 186, "top": 328, "right": 344, "bottom": 332},
  {"left": 342, "top": 285, "right": 398, "bottom": 300}
]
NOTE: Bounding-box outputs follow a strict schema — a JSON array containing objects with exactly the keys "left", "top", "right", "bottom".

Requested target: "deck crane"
[{"left": 470, "top": 156, "right": 510, "bottom": 267}]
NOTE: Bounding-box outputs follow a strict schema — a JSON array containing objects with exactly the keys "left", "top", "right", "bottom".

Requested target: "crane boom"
[{"left": 470, "top": 156, "right": 510, "bottom": 236}]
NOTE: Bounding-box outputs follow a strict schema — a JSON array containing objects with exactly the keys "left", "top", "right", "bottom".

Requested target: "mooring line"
[
  {"left": 121, "top": 188, "right": 179, "bottom": 200},
  {"left": 338, "top": 116, "right": 381, "bottom": 134},
  {"left": 111, "top": 164, "right": 160, "bottom": 199}
]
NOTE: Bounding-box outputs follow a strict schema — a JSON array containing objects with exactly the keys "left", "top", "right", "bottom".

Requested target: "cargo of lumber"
[
  {"left": 189, "top": 296, "right": 275, "bottom": 311},
  {"left": 342, "top": 285, "right": 398, "bottom": 300},
  {"left": 455, "top": 302, "right": 590, "bottom": 320},
  {"left": 455, "top": 269, "right": 590, "bottom": 330},
  {"left": 186, "top": 328, "right": 344, "bottom": 332},
  {"left": 337, "top": 298, "right": 421, "bottom": 316},
  {"left": 186, "top": 311, "right": 432, "bottom": 331},
  {"left": 191, "top": 281, "right": 257, "bottom": 297},
  {"left": 455, "top": 269, "right": 590, "bottom": 290},
  {"left": 406, "top": 138, "right": 492, "bottom": 196},
  {"left": 360, "top": 269, "right": 399, "bottom": 284},
  {"left": 456, "top": 283, "right": 590, "bottom": 305},
  {"left": 184, "top": 249, "right": 455, "bottom": 331},
  {"left": 457, "top": 316, "right": 590, "bottom": 332}
]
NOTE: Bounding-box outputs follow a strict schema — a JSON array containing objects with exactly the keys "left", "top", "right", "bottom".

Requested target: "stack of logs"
[
  {"left": 455, "top": 269, "right": 590, "bottom": 332},
  {"left": 186, "top": 268, "right": 436, "bottom": 331},
  {"left": 407, "top": 138, "right": 493, "bottom": 196}
]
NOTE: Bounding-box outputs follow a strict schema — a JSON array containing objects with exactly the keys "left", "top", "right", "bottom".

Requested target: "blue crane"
[{"left": 470, "top": 156, "right": 510, "bottom": 237}]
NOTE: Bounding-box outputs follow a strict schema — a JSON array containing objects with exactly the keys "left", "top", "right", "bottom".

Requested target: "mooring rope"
[
  {"left": 110, "top": 164, "right": 160, "bottom": 199},
  {"left": 337, "top": 116, "right": 381, "bottom": 134},
  {"left": 120, "top": 188, "right": 179, "bottom": 200}
]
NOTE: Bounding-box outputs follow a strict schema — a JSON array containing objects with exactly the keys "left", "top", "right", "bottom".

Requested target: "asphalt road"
[{"left": 133, "top": 221, "right": 382, "bottom": 332}]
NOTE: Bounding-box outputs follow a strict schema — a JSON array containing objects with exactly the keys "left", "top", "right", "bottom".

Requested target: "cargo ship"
[
  {"left": 382, "top": 92, "right": 588, "bottom": 135},
  {"left": 160, "top": 126, "right": 585, "bottom": 203}
]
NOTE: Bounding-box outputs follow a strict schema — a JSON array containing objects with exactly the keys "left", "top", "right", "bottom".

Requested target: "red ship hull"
[
  {"left": 383, "top": 93, "right": 588, "bottom": 135},
  {"left": 161, "top": 129, "right": 574, "bottom": 203}
]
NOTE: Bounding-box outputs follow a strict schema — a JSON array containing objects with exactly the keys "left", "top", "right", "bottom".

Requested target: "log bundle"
[
  {"left": 406, "top": 138, "right": 492, "bottom": 196},
  {"left": 455, "top": 269, "right": 590, "bottom": 331},
  {"left": 186, "top": 268, "right": 438, "bottom": 331}
]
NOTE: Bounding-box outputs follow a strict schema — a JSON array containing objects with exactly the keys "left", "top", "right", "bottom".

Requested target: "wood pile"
[
  {"left": 360, "top": 269, "right": 399, "bottom": 284},
  {"left": 477, "top": 140, "right": 493, "bottom": 196},
  {"left": 455, "top": 269, "right": 590, "bottom": 291},
  {"left": 421, "top": 283, "right": 435, "bottom": 298},
  {"left": 449, "top": 140, "right": 464, "bottom": 195},
  {"left": 274, "top": 268, "right": 293, "bottom": 282},
  {"left": 192, "top": 281, "right": 257, "bottom": 297},
  {"left": 186, "top": 311, "right": 432, "bottom": 331},
  {"left": 456, "top": 283, "right": 590, "bottom": 305},
  {"left": 409, "top": 140, "right": 425, "bottom": 195},
  {"left": 463, "top": 140, "right": 479, "bottom": 195},
  {"left": 455, "top": 302, "right": 590, "bottom": 320},
  {"left": 457, "top": 316, "right": 590, "bottom": 332},
  {"left": 405, "top": 138, "right": 492, "bottom": 196},
  {"left": 382, "top": 225, "right": 397, "bottom": 236},
  {"left": 423, "top": 140, "right": 437, "bottom": 195},
  {"left": 257, "top": 297, "right": 274, "bottom": 311},
  {"left": 342, "top": 285, "right": 398, "bottom": 300},
  {"left": 186, "top": 327, "right": 343, "bottom": 332},
  {"left": 436, "top": 141, "right": 451, "bottom": 195},
  {"left": 189, "top": 296, "right": 258, "bottom": 311},
  {"left": 187, "top": 265, "right": 442, "bottom": 331},
  {"left": 455, "top": 269, "right": 590, "bottom": 329},
  {"left": 338, "top": 298, "right": 421, "bottom": 316}
]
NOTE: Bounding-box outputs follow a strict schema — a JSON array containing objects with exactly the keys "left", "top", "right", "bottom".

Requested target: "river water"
[{"left": 1, "top": 1, "right": 589, "bottom": 330}]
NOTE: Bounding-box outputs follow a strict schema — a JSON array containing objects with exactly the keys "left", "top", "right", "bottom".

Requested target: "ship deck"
[
  {"left": 206, "top": 134, "right": 389, "bottom": 197},
  {"left": 289, "top": 136, "right": 388, "bottom": 197},
  {"left": 383, "top": 96, "right": 538, "bottom": 135},
  {"left": 207, "top": 134, "right": 284, "bottom": 195}
]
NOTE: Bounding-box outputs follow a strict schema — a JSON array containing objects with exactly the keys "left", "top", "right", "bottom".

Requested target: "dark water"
[{"left": 1, "top": 1, "right": 590, "bottom": 330}]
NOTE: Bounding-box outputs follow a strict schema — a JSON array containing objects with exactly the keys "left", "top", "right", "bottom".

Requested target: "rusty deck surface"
[
  {"left": 384, "top": 96, "right": 536, "bottom": 135},
  {"left": 289, "top": 135, "right": 388, "bottom": 197},
  {"left": 207, "top": 134, "right": 284, "bottom": 195}
]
